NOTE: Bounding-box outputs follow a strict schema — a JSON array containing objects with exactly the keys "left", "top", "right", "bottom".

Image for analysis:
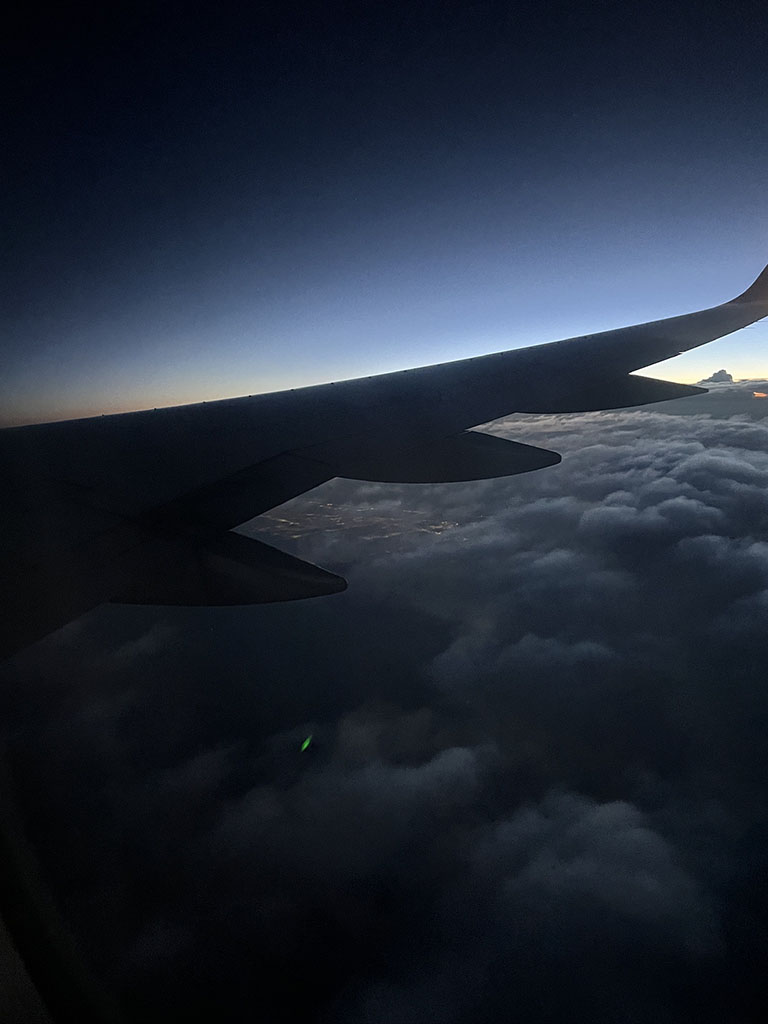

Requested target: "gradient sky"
[{"left": 4, "top": 1, "right": 768, "bottom": 425}]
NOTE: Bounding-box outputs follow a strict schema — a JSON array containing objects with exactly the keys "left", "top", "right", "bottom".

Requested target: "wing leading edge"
[{"left": 2, "top": 258, "right": 767, "bottom": 657}]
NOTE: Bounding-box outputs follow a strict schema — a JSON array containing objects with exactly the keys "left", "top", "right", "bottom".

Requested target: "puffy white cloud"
[{"left": 3, "top": 403, "right": 768, "bottom": 1021}]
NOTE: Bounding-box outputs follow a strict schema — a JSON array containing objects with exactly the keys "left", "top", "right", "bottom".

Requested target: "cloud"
[
  {"left": 699, "top": 369, "right": 733, "bottom": 383},
  {"left": 2, "top": 404, "right": 768, "bottom": 1021},
  {"left": 331, "top": 788, "right": 720, "bottom": 1024}
]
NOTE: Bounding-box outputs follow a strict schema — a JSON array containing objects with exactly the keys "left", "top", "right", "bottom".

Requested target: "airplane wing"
[{"left": 2, "top": 261, "right": 768, "bottom": 658}]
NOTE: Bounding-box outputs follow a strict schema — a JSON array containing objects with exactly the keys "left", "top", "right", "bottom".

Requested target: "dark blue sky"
[{"left": 4, "top": 0, "right": 768, "bottom": 424}]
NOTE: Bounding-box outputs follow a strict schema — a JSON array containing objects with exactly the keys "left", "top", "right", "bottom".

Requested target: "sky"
[
  {"left": 3, "top": 3, "right": 768, "bottom": 1023},
  {"left": 3, "top": 1, "right": 768, "bottom": 426}
]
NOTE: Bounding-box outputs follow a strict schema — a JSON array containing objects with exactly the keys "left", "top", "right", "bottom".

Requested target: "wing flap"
[
  {"left": 320, "top": 430, "right": 561, "bottom": 483},
  {"left": 114, "top": 530, "right": 347, "bottom": 606},
  {"left": 507, "top": 375, "right": 708, "bottom": 414},
  {"left": 150, "top": 452, "right": 334, "bottom": 533},
  {"left": 0, "top": 522, "right": 347, "bottom": 659}
]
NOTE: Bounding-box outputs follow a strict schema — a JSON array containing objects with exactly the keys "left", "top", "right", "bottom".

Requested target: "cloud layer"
[{"left": 2, "top": 399, "right": 768, "bottom": 1022}]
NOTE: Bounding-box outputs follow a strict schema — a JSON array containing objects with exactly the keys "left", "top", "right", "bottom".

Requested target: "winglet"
[{"left": 733, "top": 262, "right": 768, "bottom": 304}]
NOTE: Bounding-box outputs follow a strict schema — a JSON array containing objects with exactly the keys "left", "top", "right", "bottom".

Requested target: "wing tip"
[{"left": 732, "top": 262, "right": 768, "bottom": 304}]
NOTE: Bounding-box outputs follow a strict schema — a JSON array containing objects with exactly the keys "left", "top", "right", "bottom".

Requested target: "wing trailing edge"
[
  {"left": 325, "top": 430, "right": 561, "bottom": 482},
  {"left": 114, "top": 529, "right": 347, "bottom": 606},
  {"left": 0, "top": 525, "right": 345, "bottom": 660},
  {"left": 508, "top": 375, "right": 708, "bottom": 414}
]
